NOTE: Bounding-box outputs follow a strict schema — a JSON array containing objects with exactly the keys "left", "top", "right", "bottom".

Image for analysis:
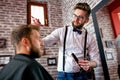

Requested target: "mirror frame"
[{"left": 27, "top": 2, "right": 48, "bottom": 26}]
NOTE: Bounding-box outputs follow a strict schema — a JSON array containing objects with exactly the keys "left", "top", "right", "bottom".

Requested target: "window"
[{"left": 27, "top": 2, "right": 48, "bottom": 26}]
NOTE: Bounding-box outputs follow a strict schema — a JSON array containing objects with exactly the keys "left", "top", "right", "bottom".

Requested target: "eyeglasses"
[{"left": 73, "top": 14, "right": 86, "bottom": 21}]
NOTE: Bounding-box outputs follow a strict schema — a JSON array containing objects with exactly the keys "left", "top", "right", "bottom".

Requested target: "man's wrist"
[{"left": 89, "top": 61, "right": 97, "bottom": 68}]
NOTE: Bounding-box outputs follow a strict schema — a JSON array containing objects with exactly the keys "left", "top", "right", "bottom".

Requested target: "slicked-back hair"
[
  {"left": 11, "top": 24, "right": 39, "bottom": 47},
  {"left": 74, "top": 3, "right": 91, "bottom": 17}
]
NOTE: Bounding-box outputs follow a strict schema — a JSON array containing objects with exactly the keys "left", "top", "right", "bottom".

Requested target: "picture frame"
[
  {"left": 47, "top": 57, "right": 57, "bottom": 66},
  {"left": 0, "top": 55, "right": 12, "bottom": 67},
  {"left": 105, "top": 41, "right": 113, "bottom": 48},
  {"left": 105, "top": 52, "right": 114, "bottom": 60},
  {"left": 0, "top": 38, "right": 7, "bottom": 48}
]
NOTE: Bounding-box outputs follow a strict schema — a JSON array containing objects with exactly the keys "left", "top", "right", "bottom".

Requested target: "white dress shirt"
[{"left": 43, "top": 26, "right": 99, "bottom": 72}]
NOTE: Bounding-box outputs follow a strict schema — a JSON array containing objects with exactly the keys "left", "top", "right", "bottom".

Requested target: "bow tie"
[{"left": 73, "top": 28, "right": 82, "bottom": 34}]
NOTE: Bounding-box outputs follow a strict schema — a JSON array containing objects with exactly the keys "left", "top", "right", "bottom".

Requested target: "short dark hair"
[
  {"left": 11, "top": 24, "right": 39, "bottom": 46},
  {"left": 74, "top": 3, "right": 91, "bottom": 17}
]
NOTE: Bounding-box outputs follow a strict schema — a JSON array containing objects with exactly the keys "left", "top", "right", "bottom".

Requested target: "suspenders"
[
  {"left": 62, "top": 26, "right": 88, "bottom": 71},
  {"left": 84, "top": 29, "right": 88, "bottom": 60},
  {"left": 63, "top": 26, "right": 68, "bottom": 71}
]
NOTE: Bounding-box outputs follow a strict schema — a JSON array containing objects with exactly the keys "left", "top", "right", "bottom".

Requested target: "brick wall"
[
  {"left": 0, "top": 0, "right": 27, "bottom": 54},
  {"left": 96, "top": 5, "right": 119, "bottom": 80},
  {"left": 0, "top": 0, "right": 119, "bottom": 80}
]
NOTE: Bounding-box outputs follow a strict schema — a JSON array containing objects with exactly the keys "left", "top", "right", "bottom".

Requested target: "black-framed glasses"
[{"left": 73, "top": 14, "right": 86, "bottom": 21}]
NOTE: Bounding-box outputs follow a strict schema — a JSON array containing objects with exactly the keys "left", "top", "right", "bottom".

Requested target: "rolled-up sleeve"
[
  {"left": 43, "top": 28, "right": 60, "bottom": 47},
  {"left": 87, "top": 35, "right": 100, "bottom": 66}
]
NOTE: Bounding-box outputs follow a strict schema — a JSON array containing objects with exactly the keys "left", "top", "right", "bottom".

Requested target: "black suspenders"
[
  {"left": 62, "top": 26, "right": 88, "bottom": 71},
  {"left": 63, "top": 26, "right": 68, "bottom": 71}
]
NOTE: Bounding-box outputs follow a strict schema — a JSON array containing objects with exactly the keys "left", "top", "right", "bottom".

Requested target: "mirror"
[{"left": 27, "top": 2, "right": 48, "bottom": 26}]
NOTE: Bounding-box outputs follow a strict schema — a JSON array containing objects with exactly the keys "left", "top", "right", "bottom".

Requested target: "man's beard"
[
  {"left": 29, "top": 44, "right": 43, "bottom": 58},
  {"left": 72, "top": 22, "right": 84, "bottom": 29}
]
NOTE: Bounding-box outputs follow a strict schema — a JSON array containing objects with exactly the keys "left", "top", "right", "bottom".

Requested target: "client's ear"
[{"left": 21, "top": 37, "right": 30, "bottom": 47}]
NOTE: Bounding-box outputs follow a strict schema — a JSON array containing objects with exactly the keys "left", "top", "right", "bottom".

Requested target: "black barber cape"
[{"left": 0, "top": 54, "right": 54, "bottom": 80}]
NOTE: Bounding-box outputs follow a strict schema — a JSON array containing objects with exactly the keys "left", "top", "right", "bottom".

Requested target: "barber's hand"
[
  {"left": 78, "top": 59, "right": 91, "bottom": 71},
  {"left": 31, "top": 17, "right": 42, "bottom": 27}
]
